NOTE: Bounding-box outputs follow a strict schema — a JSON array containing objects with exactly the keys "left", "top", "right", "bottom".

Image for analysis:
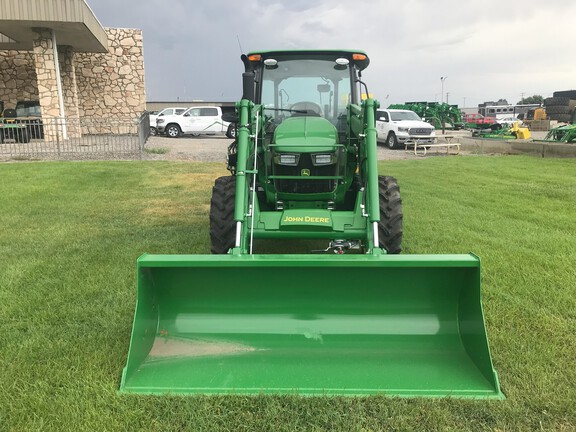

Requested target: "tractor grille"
[
  {"left": 409, "top": 128, "right": 433, "bottom": 136},
  {"left": 273, "top": 154, "right": 337, "bottom": 194}
]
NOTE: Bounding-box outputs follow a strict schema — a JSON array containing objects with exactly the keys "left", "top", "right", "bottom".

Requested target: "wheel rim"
[
  {"left": 168, "top": 127, "right": 178, "bottom": 137},
  {"left": 387, "top": 134, "right": 396, "bottom": 148}
]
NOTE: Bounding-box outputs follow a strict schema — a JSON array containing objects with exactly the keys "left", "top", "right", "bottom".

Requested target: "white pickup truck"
[
  {"left": 157, "top": 106, "right": 231, "bottom": 138},
  {"left": 149, "top": 107, "right": 187, "bottom": 136},
  {"left": 376, "top": 109, "right": 436, "bottom": 149}
]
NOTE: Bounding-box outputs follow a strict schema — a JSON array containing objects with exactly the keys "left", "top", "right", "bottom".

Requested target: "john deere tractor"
[
  {"left": 121, "top": 50, "right": 502, "bottom": 398},
  {"left": 210, "top": 51, "right": 401, "bottom": 256}
]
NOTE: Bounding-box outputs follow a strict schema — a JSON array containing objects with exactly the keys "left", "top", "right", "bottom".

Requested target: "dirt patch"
[
  {"left": 149, "top": 337, "right": 257, "bottom": 358},
  {"left": 145, "top": 133, "right": 474, "bottom": 162}
]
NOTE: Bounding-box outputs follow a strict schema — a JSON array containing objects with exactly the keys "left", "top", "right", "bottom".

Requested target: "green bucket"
[{"left": 120, "top": 253, "right": 503, "bottom": 398}]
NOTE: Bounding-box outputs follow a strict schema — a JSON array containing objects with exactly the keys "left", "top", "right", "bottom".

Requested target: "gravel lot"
[{"left": 144, "top": 133, "right": 472, "bottom": 162}]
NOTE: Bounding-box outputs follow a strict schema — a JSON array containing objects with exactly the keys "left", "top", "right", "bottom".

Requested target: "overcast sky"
[{"left": 88, "top": 0, "right": 574, "bottom": 108}]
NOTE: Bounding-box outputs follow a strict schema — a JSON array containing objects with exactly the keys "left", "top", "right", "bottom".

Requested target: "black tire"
[
  {"left": 385, "top": 132, "right": 398, "bottom": 149},
  {"left": 546, "top": 105, "right": 572, "bottom": 115},
  {"left": 226, "top": 123, "right": 238, "bottom": 139},
  {"left": 550, "top": 113, "right": 572, "bottom": 123},
  {"left": 150, "top": 126, "right": 157, "bottom": 136},
  {"left": 545, "top": 97, "right": 570, "bottom": 106},
  {"left": 553, "top": 90, "right": 576, "bottom": 99},
  {"left": 210, "top": 176, "right": 237, "bottom": 254},
  {"left": 165, "top": 124, "right": 181, "bottom": 138},
  {"left": 377, "top": 176, "right": 403, "bottom": 254}
]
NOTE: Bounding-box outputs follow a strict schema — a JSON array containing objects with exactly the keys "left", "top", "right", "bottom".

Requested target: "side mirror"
[
  {"left": 221, "top": 111, "right": 238, "bottom": 123},
  {"left": 242, "top": 71, "right": 255, "bottom": 102}
]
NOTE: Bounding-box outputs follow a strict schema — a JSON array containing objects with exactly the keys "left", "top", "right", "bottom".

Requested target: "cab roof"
[{"left": 246, "top": 49, "right": 370, "bottom": 71}]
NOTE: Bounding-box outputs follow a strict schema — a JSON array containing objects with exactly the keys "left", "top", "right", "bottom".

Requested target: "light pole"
[{"left": 440, "top": 76, "right": 448, "bottom": 104}]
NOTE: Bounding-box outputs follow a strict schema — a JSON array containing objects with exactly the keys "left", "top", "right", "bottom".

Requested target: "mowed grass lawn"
[{"left": 0, "top": 155, "right": 575, "bottom": 431}]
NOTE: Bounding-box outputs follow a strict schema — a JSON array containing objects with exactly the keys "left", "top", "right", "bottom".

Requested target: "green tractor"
[
  {"left": 544, "top": 109, "right": 576, "bottom": 143},
  {"left": 0, "top": 106, "right": 31, "bottom": 144},
  {"left": 121, "top": 50, "right": 502, "bottom": 398}
]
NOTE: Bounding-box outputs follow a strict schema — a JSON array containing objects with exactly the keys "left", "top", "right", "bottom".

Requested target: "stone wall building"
[
  {"left": 0, "top": 0, "right": 146, "bottom": 140},
  {"left": 75, "top": 28, "right": 145, "bottom": 120}
]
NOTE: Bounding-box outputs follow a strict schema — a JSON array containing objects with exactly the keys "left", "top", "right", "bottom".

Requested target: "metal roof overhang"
[{"left": 0, "top": 0, "right": 107, "bottom": 52}]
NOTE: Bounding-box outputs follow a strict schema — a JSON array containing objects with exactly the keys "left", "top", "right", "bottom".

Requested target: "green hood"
[{"left": 273, "top": 117, "right": 338, "bottom": 153}]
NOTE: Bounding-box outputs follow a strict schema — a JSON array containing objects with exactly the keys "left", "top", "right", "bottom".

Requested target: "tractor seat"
[{"left": 3, "top": 108, "right": 17, "bottom": 118}]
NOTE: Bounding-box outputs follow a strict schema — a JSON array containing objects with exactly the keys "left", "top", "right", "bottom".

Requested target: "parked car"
[
  {"left": 497, "top": 116, "right": 522, "bottom": 126},
  {"left": 149, "top": 107, "right": 187, "bottom": 135},
  {"left": 376, "top": 109, "right": 436, "bottom": 149},
  {"left": 157, "top": 106, "right": 231, "bottom": 138},
  {"left": 464, "top": 113, "right": 497, "bottom": 129}
]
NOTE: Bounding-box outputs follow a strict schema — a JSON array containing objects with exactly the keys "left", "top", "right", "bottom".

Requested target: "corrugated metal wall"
[
  {"left": 1, "top": 0, "right": 107, "bottom": 51},
  {"left": 2, "top": 0, "right": 84, "bottom": 22}
]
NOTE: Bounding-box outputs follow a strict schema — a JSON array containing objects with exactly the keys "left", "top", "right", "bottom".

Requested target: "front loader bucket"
[{"left": 120, "top": 253, "right": 503, "bottom": 398}]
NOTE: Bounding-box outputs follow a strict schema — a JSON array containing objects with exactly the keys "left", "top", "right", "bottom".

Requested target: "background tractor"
[{"left": 121, "top": 50, "right": 502, "bottom": 398}]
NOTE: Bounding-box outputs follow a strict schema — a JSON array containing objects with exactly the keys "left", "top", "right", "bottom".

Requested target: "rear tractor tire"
[
  {"left": 210, "top": 176, "right": 237, "bottom": 254},
  {"left": 377, "top": 176, "right": 403, "bottom": 254}
]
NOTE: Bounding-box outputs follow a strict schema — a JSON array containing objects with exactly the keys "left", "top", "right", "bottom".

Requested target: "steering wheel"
[{"left": 290, "top": 102, "right": 322, "bottom": 116}]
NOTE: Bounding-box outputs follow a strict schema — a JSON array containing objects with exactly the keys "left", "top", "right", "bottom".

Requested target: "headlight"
[
  {"left": 274, "top": 153, "right": 299, "bottom": 166},
  {"left": 157, "top": 119, "right": 165, "bottom": 124},
  {"left": 312, "top": 153, "right": 336, "bottom": 166},
  {"left": 398, "top": 127, "right": 409, "bottom": 132}
]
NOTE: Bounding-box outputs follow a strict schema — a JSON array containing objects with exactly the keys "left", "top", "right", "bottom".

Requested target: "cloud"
[{"left": 87, "top": 0, "right": 576, "bottom": 106}]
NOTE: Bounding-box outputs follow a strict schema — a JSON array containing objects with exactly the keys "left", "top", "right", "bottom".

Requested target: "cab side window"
[
  {"left": 200, "top": 108, "right": 218, "bottom": 116},
  {"left": 378, "top": 111, "right": 389, "bottom": 122}
]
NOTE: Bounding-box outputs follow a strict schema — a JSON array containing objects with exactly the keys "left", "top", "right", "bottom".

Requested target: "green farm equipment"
[
  {"left": 475, "top": 122, "right": 532, "bottom": 140},
  {"left": 544, "top": 124, "right": 576, "bottom": 143},
  {"left": 389, "top": 102, "right": 464, "bottom": 130},
  {"left": 121, "top": 50, "right": 502, "bottom": 398},
  {"left": 0, "top": 113, "right": 30, "bottom": 144}
]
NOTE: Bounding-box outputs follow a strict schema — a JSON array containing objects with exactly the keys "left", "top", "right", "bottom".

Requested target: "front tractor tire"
[
  {"left": 377, "top": 176, "right": 403, "bottom": 254},
  {"left": 209, "top": 176, "right": 236, "bottom": 254}
]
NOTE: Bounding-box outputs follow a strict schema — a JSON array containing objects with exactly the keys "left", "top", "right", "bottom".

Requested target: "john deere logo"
[
  {"left": 301, "top": 169, "right": 310, "bottom": 176},
  {"left": 282, "top": 216, "right": 331, "bottom": 223}
]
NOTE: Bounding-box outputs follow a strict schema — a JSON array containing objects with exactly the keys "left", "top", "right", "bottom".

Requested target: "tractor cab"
[
  {"left": 234, "top": 51, "right": 372, "bottom": 209},
  {"left": 248, "top": 51, "right": 367, "bottom": 123}
]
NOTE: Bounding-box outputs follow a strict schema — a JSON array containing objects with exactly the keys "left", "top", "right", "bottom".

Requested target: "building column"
[
  {"left": 32, "top": 28, "right": 65, "bottom": 141},
  {"left": 58, "top": 46, "right": 81, "bottom": 138}
]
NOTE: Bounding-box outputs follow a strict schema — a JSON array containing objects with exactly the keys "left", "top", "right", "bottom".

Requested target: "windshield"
[
  {"left": 16, "top": 102, "right": 41, "bottom": 117},
  {"left": 261, "top": 58, "right": 352, "bottom": 124},
  {"left": 390, "top": 111, "right": 422, "bottom": 121}
]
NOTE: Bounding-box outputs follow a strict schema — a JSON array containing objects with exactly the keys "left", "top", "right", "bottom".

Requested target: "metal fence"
[{"left": 0, "top": 113, "right": 151, "bottom": 160}]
